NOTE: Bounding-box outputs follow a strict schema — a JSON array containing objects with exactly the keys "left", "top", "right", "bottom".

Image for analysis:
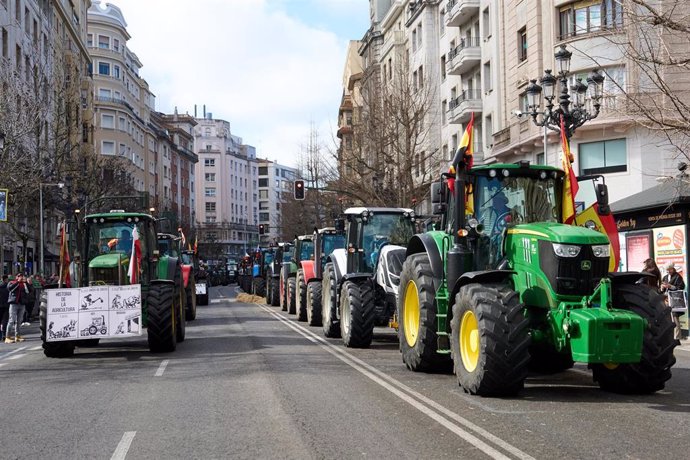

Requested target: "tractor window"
[
  {"left": 299, "top": 240, "right": 314, "bottom": 261},
  {"left": 283, "top": 248, "right": 293, "bottom": 262},
  {"left": 87, "top": 221, "right": 146, "bottom": 260},
  {"left": 361, "top": 213, "right": 415, "bottom": 271},
  {"left": 322, "top": 234, "right": 346, "bottom": 258}
]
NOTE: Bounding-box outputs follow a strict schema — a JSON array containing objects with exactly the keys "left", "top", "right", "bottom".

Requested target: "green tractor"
[
  {"left": 285, "top": 235, "right": 314, "bottom": 317},
  {"left": 251, "top": 247, "right": 274, "bottom": 297},
  {"left": 40, "top": 211, "right": 187, "bottom": 357},
  {"left": 398, "top": 161, "right": 676, "bottom": 395},
  {"left": 159, "top": 233, "right": 197, "bottom": 321},
  {"left": 267, "top": 242, "right": 291, "bottom": 307}
]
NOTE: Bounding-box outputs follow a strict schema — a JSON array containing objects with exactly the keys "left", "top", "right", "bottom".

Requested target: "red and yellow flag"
[
  {"left": 575, "top": 203, "right": 621, "bottom": 272},
  {"left": 127, "top": 227, "right": 142, "bottom": 284},
  {"left": 560, "top": 114, "right": 579, "bottom": 224}
]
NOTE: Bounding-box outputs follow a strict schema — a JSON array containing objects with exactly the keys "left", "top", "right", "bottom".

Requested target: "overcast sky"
[{"left": 101, "top": 0, "right": 369, "bottom": 167}]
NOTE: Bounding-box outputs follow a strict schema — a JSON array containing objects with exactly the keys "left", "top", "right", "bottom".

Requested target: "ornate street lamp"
[
  {"left": 526, "top": 44, "right": 605, "bottom": 142},
  {"left": 40, "top": 182, "right": 65, "bottom": 275}
]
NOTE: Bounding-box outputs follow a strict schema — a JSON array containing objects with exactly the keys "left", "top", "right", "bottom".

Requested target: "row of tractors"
[
  {"left": 40, "top": 212, "right": 210, "bottom": 358},
  {"left": 240, "top": 161, "right": 677, "bottom": 397}
]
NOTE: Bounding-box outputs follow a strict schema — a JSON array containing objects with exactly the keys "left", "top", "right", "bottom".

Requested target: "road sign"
[{"left": 0, "top": 189, "right": 7, "bottom": 221}]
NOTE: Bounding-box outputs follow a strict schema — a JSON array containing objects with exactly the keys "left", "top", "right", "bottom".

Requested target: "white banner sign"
[
  {"left": 46, "top": 285, "right": 142, "bottom": 341},
  {"left": 195, "top": 282, "right": 207, "bottom": 295}
]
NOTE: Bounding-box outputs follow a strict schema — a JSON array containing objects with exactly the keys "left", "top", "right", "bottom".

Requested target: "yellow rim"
[
  {"left": 460, "top": 310, "right": 480, "bottom": 372},
  {"left": 403, "top": 280, "right": 420, "bottom": 347},
  {"left": 603, "top": 362, "right": 619, "bottom": 370}
]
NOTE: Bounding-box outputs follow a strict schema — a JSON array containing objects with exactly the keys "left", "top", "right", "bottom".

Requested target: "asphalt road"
[{"left": 1, "top": 284, "right": 689, "bottom": 459}]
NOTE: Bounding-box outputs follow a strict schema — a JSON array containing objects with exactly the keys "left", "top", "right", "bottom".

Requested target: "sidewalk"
[{"left": 2, "top": 321, "right": 41, "bottom": 345}]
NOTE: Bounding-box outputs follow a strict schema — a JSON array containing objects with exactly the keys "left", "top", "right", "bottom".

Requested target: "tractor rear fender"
[
  {"left": 157, "top": 255, "right": 180, "bottom": 282},
  {"left": 301, "top": 260, "right": 316, "bottom": 283},
  {"left": 342, "top": 272, "right": 372, "bottom": 285},
  {"left": 405, "top": 233, "right": 445, "bottom": 288},
  {"left": 329, "top": 248, "right": 347, "bottom": 280},
  {"left": 180, "top": 264, "right": 192, "bottom": 288},
  {"left": 608, "top": 271, "right": 649, "bottom": 288}
]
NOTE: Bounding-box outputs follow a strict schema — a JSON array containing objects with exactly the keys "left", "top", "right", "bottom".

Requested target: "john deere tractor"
[
  {"left": 159, "top": 233, "right": 197, "bottom": 321},
  {"left": 322, "top": 208, "right": 416, "bottom": 347},
  {"left": 398, "top": 160, "right": 676, "bottom": 395},
  {"left": 40, "top": 211, "right": 186, "bottom": 357},
  {"left": 289, "top": 235, "right": 314, "bottom": 318}
]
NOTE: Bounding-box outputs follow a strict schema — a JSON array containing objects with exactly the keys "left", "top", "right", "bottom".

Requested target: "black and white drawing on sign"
[
  {"left": 79, "top": 286, "right": 109, "bottom": 311},
  {"left": 80, "top": 314, "right": 108, "bottom": 337},
  {"left": 111, "top": 294, "right": 141, "bottom": 309},
  {"left": 47, "top": 318, "right": 77, "bottom": 339},
  {"left": 109, "top": 310, "right": 141, "bottom": 336}
]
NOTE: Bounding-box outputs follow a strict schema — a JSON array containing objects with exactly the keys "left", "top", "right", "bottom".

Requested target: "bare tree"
[{"left": 332, "top": 51, "right": 439, "bottom": 208}]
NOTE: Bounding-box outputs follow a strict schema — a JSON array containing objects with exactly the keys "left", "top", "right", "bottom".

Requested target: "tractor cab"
[{"left": 82, "top": 212, "right": 156, "bottom": 286}]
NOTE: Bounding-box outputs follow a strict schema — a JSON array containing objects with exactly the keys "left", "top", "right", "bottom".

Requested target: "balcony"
[
  {"left": 446, "top": 0, "right": 480, "bottom": 27},
  {"left": 448, "top": 89, "right": 482, "bottom": 124},
  {"left": 446, "top": 37, "right": 481, "bottom": 75}
]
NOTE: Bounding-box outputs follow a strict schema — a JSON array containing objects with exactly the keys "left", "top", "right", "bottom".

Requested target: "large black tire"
[
  {"left": 185, "top": 274, "right": 197, "bottom": 321},
  {"left": 287, "top": 277, "right": 297, "bottom": 315},
  {"left": 322, "top": 263, "right": 340, "bottom": 338},
  {"left": 256, "top": 278, "right": 266, "bottom": 298},
  {"left": 398, "top": 253, "right": 450, "bottom": 372},
  {"left": 340, "top": 280, "right": 375, "bottom": 348},
  {"left": 40, "top": 294, "right": 75, "bottom": 358},
  {"left": 295, "top": 270, "right": 307, "bottom": 321},
  {"left": 280, "top": 274, "right": 288, "bottom": 312},
  {"left": 450, "top": 283, "right": 530, "bottom": 396},
  {"left": 147, "top": 283, "right": 177, "bottom": 353},
  {"left": 306, "top": 281, "right": 323, "bottom": 326},
  {"left": 266, "top": 277, "right": 273, "bottom": 305},
  {"left": 591, "top": 283, "right": 676, "bottom": 394},
  {"left": 270, "top": 277, "right": 280, "bottom": 306},
  {"left": 176, "top": 272, "right": 186, "bottom": 343}
]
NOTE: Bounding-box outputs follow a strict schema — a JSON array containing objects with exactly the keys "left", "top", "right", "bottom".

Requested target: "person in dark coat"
[
  {"left": 661, "top": 263, "right": 686, "bottom": 341},
  {"left": 6, "top": 273, "right": 30, "bottom": 343},
  {"left": 0, "top": 274, "right": 9, "bottom": 341}
]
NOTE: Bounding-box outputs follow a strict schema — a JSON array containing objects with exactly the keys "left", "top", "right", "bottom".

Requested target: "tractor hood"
[
  {"left": 89, "top": 253, "right": 128, "bottom": 269},
  {"left": 507, "top": 222, "right": 610, "bottom": 245}
]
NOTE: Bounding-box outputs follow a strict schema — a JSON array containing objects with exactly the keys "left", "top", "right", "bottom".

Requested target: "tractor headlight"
[
  {"left": 553, "top": 243, "right": 581, "bottom": 258},
  {"left": 592, "top": 245, "right": 610, "bottom": 258}
]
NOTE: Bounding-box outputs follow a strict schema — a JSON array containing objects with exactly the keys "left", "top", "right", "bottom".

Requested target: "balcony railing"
[
  {"left": 448, "top": 89, "right": 482, "bottom": 124},
  {"left": 446, "top": 0, "right": 480, "bottom": 27},
  {"left": 446, "top": 37, "right": 481, "bottom": 75}
]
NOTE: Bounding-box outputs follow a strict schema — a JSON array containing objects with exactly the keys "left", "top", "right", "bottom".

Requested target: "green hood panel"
[
  {"left": 89, "top": 253, "right": 128, "bottom": 269},
  {"left": 508, "top": 222, "right": 610, "bottom": 245}
]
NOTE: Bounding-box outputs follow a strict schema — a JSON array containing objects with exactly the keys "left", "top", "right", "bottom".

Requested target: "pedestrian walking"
[
  {"left": 0, "top": 274, "right": 9, "bottom": 341},
  {"left": 661, "top": 262, "right": 686, "bottom": 341},
  {"left": 6, "top": 273, "right": 30, "bottom": 343}
]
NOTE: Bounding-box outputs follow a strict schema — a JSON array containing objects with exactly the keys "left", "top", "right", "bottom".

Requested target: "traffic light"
[
  {"left": 259, "top": 224, "right": 265, "bottom": 235},
  {"left": 294, "top": 180, "right": 305, "bottom": 200}
]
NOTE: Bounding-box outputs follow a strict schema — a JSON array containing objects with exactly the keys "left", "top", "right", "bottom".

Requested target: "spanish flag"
[
  {"left": 193, "top": 235, "right": 198, "bottom": 255},
  {"left": 449, "top": 114, "right": 475, "bottom": 214},
  {"left": 560, "top": 114, "right": 579, "bottom": 224},
  {"left": 574, "top": 203, "right": 621, "bottom": 272},
  {"left": 58, "top": 221, "right": 71, "bottom": 288}
]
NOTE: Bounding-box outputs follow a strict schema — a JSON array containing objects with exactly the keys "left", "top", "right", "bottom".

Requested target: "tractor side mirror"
[
  {"left": 431, "top": 182, "right": 446, "bottom": 204},
  {"left": 334, "top": 218, "right": 345, "bottom": 233},
  {"left": 432, "top": 203, "right": 447, "bottom": 215},
  {"left": 596, "top": 183, "right": 610, "bottom": 215}
]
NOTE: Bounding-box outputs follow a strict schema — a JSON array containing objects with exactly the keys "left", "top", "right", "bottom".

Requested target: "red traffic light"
[{"left": 294, "top": 180, "right": 305, "bottom": 200}]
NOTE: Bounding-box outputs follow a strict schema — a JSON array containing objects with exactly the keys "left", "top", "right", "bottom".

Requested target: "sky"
[{"left": 99, "top": 0, "right": 370, "bottom": 167}]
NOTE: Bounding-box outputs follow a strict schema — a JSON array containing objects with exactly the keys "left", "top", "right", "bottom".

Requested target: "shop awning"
[{"left": 611, "top": 178, "right": 690, "bottom": 214}]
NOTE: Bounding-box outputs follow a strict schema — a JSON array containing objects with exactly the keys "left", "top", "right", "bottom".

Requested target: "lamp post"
[
  {"left": 40, "top": 182, "right": 64, "bottom": 275},
  {"left": 526, "top": 44, "right": 605, "bottom": 160}
]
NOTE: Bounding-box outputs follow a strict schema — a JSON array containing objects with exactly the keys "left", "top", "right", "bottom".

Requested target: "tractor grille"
[{"left": 538, "top": 241, "right": 609, "bottom": 296}]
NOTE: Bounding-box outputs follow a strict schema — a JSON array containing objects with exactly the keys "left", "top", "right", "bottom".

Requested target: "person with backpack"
[{"left": 6, "top": 273, "right": 30, "bottom": 343}]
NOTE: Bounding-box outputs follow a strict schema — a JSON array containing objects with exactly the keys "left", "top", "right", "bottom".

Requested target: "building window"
[
  {"left": 206, "top": 216, "right": 216, "bottom": 223},
  {"left": 204, "top": 187, "right": 216, "bottom": 197},
  {"left": 87, "top": 33, "right": 93, "bottom": 47},
  {"left": 482, "top": 7, "right": 491, "bottom": 39},
  {"left": 204, "top": 158, "right": 215, "bottom": 167},
  {"left": 258, "top": 178, "right": 268, "bottom": 187},
  {"left": 418, "top": 65, "right": 424, "bottom": 89},
  {"left": 536, "top": 152, "right": 545, "bottom": 165},
  {"left": 205, "top": 202, "right": 216, "bottom": 212},
  {"left": 485, "top": 115, "right": 493, "bottom": 147},
  {"left": 439, "top": 10, "right": 445, "bottom": 36},
  {"left": 483, "top": 61, "right": 492, "bottom": 91},
  {"left": 98, "top": 62, "right": 110, "bottom": 76},
  {"left": 579, "top": 138, "right": 627, "bottom": 175},
  {"left": 204, "top": 173, "right": 216, "bottom": 182},
  {"left": 442, "top": 100, "right": 447, "bottom": 124},
  {"left": 98, "top": 35, "right": 109, "bottom": 49},
  {"left": 258, "top": 166, "right": 268, "bottom": 175},
  {"left": 559, "top": 1, "right": 622, "bottom": 40},
  {"left": 412, "top": 28, "right": 417, "bottom": 52},
  {"left": 101, "top": 114, "right": 114, "bottom": 129},
  {"left": 259, "top": 202, "right": 269, "bottom": 210},
  {"left": 259, "top": 212, "right": 270, "bottom": 222},
  {"left": 101, "top": 141, "right": 115, "bottom": 155},
  {"left": 518, "top": 27, "right": 527, "bottom": 62},
  {"left": 259, "top": 190, "right": 268, "bottom": 199},
  {"left": 113, "top": 38, "right": 120, "bottom": 52},
  {"left": 113, "top": 65, "right": 120, "bottom": 79}
]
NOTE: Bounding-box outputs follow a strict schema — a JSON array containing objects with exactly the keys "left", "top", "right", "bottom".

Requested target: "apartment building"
[
  {"left": 257, "top": 159, "right": 297, "bottom": 244},
  {"left": 0, "top": 0, "right": 93, "bottom": 275},
  {"left": 351, "top": 0, "right": 687, "bottom": 207},
  {"left": 194, "top": 114, "right": 259, "bottom": 259}
]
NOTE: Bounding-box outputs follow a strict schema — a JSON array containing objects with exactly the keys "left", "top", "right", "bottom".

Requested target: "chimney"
[
  {"left": 194, "top": 104, "right": 197, "bottom": 118},
  {"left": 203, "top": 104, "right": 206, "bottom": 118}
]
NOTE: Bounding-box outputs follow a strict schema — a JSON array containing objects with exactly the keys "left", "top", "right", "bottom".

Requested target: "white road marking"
[
  {"left": 7, "top": 353, "right": 26, "bottom": 360},
  {"left": 110, "top": 431, "right": 136, "bottom": 460},
  {"left": 155, "top": 359, "right": 169, "bottom": 377},
  {"left": 258, "top": 305, "right": 534, "bottom": 460},
  {"left": 30, "top": 346, "right": 42, "bottom": 351},
  {"left": 0, "top": 346, "right": 27, "bottom": 361},
  {"left": 210, "top": 299, "right": 223, "bottom": 304}
]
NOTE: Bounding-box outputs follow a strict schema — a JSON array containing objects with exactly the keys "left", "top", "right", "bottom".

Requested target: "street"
[{"left": 1, "top": 284, "right": 689, "bottom": 460}]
